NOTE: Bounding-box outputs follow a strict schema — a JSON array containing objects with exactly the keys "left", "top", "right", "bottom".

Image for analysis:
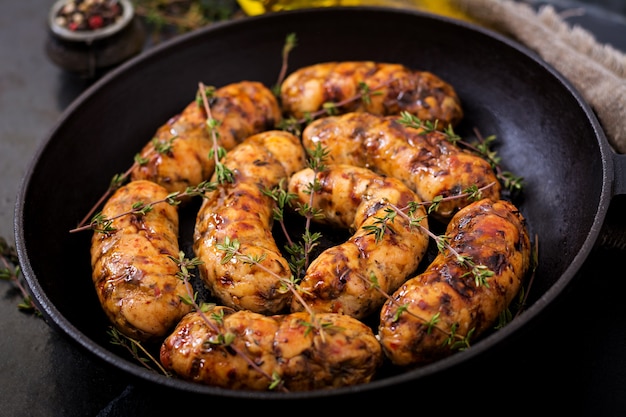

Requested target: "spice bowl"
[{"left": 45, "top": 0, "right": 146, "bottom": 78}]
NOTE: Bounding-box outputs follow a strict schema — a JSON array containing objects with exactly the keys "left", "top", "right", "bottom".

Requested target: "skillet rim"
[{"left": 14, "top": 5, "right": 613, "bottom": 399}]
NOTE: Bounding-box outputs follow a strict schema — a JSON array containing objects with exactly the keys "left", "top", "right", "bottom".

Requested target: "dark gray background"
[{"left": 1, "top": 1, "right": 625, "bottom": 416}]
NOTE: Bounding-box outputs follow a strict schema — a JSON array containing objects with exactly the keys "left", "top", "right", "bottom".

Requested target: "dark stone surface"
[{"left": 1, "top": 1, "right": 625, "bottom": 416}]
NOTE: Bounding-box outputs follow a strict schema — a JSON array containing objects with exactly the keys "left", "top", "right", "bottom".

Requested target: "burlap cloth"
[{"left": 448, "top": 0, "right": 626, "bottom": 154}]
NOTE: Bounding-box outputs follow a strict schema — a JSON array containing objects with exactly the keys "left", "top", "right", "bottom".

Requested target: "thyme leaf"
[
  {"left": 0, "top": 239, "right": 39, "bottom": 315},
  {"left": 107, "top": 327, "right": 170, "bottom": 376}
]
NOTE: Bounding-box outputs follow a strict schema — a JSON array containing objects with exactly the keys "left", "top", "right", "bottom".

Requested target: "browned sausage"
[
  {"left": 302, "top": 112, "right": 501, "bottom": 221},
  {"left": 160, "top": 307, "right": 383, "bottom": 391},
  {"left": 378, "top": 198, "right": 531, "bottom": 367},
  {"left": 90, "top": 180, "right": 192, "bottom": 342},
  {"left": 287, "top": 164, "right": 430, "bottom": 319},
  {"left": 193, "top": 130, "right": 307, "bottom": 315},
  {"left": 280, "top": 61, "right": 463, "bottom": 127},
  {"left": 131, "top": 81, "right": 282, "bottom": 197}
]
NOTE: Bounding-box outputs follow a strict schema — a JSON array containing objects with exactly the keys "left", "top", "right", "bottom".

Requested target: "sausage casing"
[
  {"left": 302, "top": 112, "right": 501, "bottom": 221},
  {"left": 378, "top": 198, "right": 531, "bottom": 367},
  {"left": 90, "top": 180, "right": 192, "bottom": 342},
  {"left": 131, "top": 81, "right": 282, "bottom": 196},
  {"left": 280, "top": 61, "right": 463, "bottom": 127},
  {"left": 160, "top": 307, "right": 383, "bottom": 391},
  {"left": 288, "top": 164, "right": 430, "bottom": 319},
  {"left": 193, "top": 131, "right": 307, "bottom": 315}
]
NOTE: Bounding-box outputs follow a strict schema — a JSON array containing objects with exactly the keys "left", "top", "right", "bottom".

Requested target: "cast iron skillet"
[{"left": 15, "top": 6, "right": 626, "bottom": 401}]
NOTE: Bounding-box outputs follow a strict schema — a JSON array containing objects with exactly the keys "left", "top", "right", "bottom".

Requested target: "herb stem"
[{"left": 0, "top": 237, "right": 39, "bottom": 314}]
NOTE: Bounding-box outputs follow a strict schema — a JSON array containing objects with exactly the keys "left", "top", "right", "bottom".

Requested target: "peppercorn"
[{"left": 55, "top": 0, "right": 123, "bottom": 32}]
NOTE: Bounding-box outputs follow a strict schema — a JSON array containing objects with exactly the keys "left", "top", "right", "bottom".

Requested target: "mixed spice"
[{"left": 54, "top": 0, "right": 124, "bottom": 31}]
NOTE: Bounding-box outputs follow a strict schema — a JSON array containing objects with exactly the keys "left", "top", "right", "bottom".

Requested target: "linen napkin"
[{"left": 449, "top": 0, "right": 626, "bottom": 154}]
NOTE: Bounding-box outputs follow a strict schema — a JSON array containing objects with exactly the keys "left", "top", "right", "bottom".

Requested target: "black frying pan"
[{"left": 14, "top": 6, "right": 626, "bottom": 401}]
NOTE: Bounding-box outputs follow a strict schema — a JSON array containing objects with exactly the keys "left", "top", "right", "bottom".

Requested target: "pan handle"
[
  {"left": 613, "top": 152, "right": 626, "bottom": 197},
  {"left": 596, "top": 152, "right": 626, "bottom": 250}
]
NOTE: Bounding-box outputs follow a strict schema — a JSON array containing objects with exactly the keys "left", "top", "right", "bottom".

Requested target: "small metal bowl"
[
  {"left": 46, "top": 0, "right": 145, "bottom": 77},
  {"left": 48, "top": 0, "right": 135, "bottom": 43}
]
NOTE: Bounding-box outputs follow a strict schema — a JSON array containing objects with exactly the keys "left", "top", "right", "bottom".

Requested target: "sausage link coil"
[
  {"left": 131, "top": 81, "right": 281, "bottom": 197},
  {"left": 288, "top": 164, "right": 430, "bottom": 319},
  {"left": 302, "top": 112, "right": 501, "bottom": 221},
  {"left": 280, "top": 61, "right": 463, "bottom": 127},
  {"left": 160, "top": 307, "right": 383, "bottom": 391},
  {"left": 90, "top": 180, "right": 192, "bottom": 342},
  {"left": 377, "top": 198, "right": 531, "bottom": 367},
  {"left": 193, "top": 130, "right": 307, "bottom": 315}
]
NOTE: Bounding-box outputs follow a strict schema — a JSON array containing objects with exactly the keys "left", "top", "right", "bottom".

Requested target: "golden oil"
[{"left": 236, "top": 0, "right": 473, "bottom": 22}]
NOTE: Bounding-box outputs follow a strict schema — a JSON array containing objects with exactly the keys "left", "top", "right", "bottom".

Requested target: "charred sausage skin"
[
  {"left": 90, "top": 180, "right": 192, "bottom": 342},
  {"left": 193, "top": 130, "right": 307, "bottom": 315},
  {"left": 131, "top": 81, "right": 281, "bottom": 197},
  {"left": 288, "top": 164, "right": 430, "bottom": 319},
  {"left": 280, "top": 61, "right": 463, "bottom": 127},
  {"left": 302, "top": 112, "right": 501, "bottom": 221},
  {"left": 378, "top": 198, "right": 531, "bottom": 367},
  {"left": 160, "top": 307, "right": 383, "bottom": 391}
]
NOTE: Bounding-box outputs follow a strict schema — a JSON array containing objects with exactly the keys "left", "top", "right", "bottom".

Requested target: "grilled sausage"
[
  {"left": 130, "top": 81, "right": 282, "bottom": 197},
  {"left": 90, "top": 180, "right": 192, "bottom": 342},
  {"left": 160, "top": 307, "right": 383, "bottom": 391},
  {"left": 302, "top": 112, "right": 501, "bottom": 221},
  {"left": 378, "top": 198, "right": 531, "bottom": 367},
  {"left": 287, "top": 164, "right": 430, "bottom": 319},
  {"left": 193, "top": 130, "right": 307, "bottom": 315},
  {"left": 280, "top": 61, "right": 463, "bottom": 127}
]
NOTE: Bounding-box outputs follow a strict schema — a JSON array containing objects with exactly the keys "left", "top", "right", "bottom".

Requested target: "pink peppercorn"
[{"left": 88, "top": 15, "right": 104, "bottom": 29}]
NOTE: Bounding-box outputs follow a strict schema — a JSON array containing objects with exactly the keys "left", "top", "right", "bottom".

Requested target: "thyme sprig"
[
  {"left": 76, "top": 132, "right": 183, "bottom": 230},
  {"left": 0, "top": 237, "right": 39, "bottom": 315},
  {"left": 397, "top": 111, "right": 524, "bottom": 193},
  {"left": 369, "top": 201, "right": 496, "bottom": 288},
  {"left": 262, "top": 178, "right": 298, "bottom": 246},
  {"left": 213, "top": 238, "right": 333, "bottom": 346},
  {"left": 107, "top": 327, "right": 171, "bottom": 375},
  {"left": 273, "top": 32, "right": 298, "bottom": 95},
  {"left": 264, "top": 142, "right": 328, "bottom": 280},
  {"left": 471, "top": 127, "right": 524, "bottom": 193},
  {"left": 292, "top": 143, "right": 328, "bottom": 273},
  {"left": 404, "top": 182, "right": 495, "bottom": 219},
  {"left": 69, "top": 180, "right": 217, "bottom": 234},
  {"left": 72, "top": 81, "right": 236, "bottom": 235},
  {"left": 197, "top": 82, "right": 235, "bottom": 185}
]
